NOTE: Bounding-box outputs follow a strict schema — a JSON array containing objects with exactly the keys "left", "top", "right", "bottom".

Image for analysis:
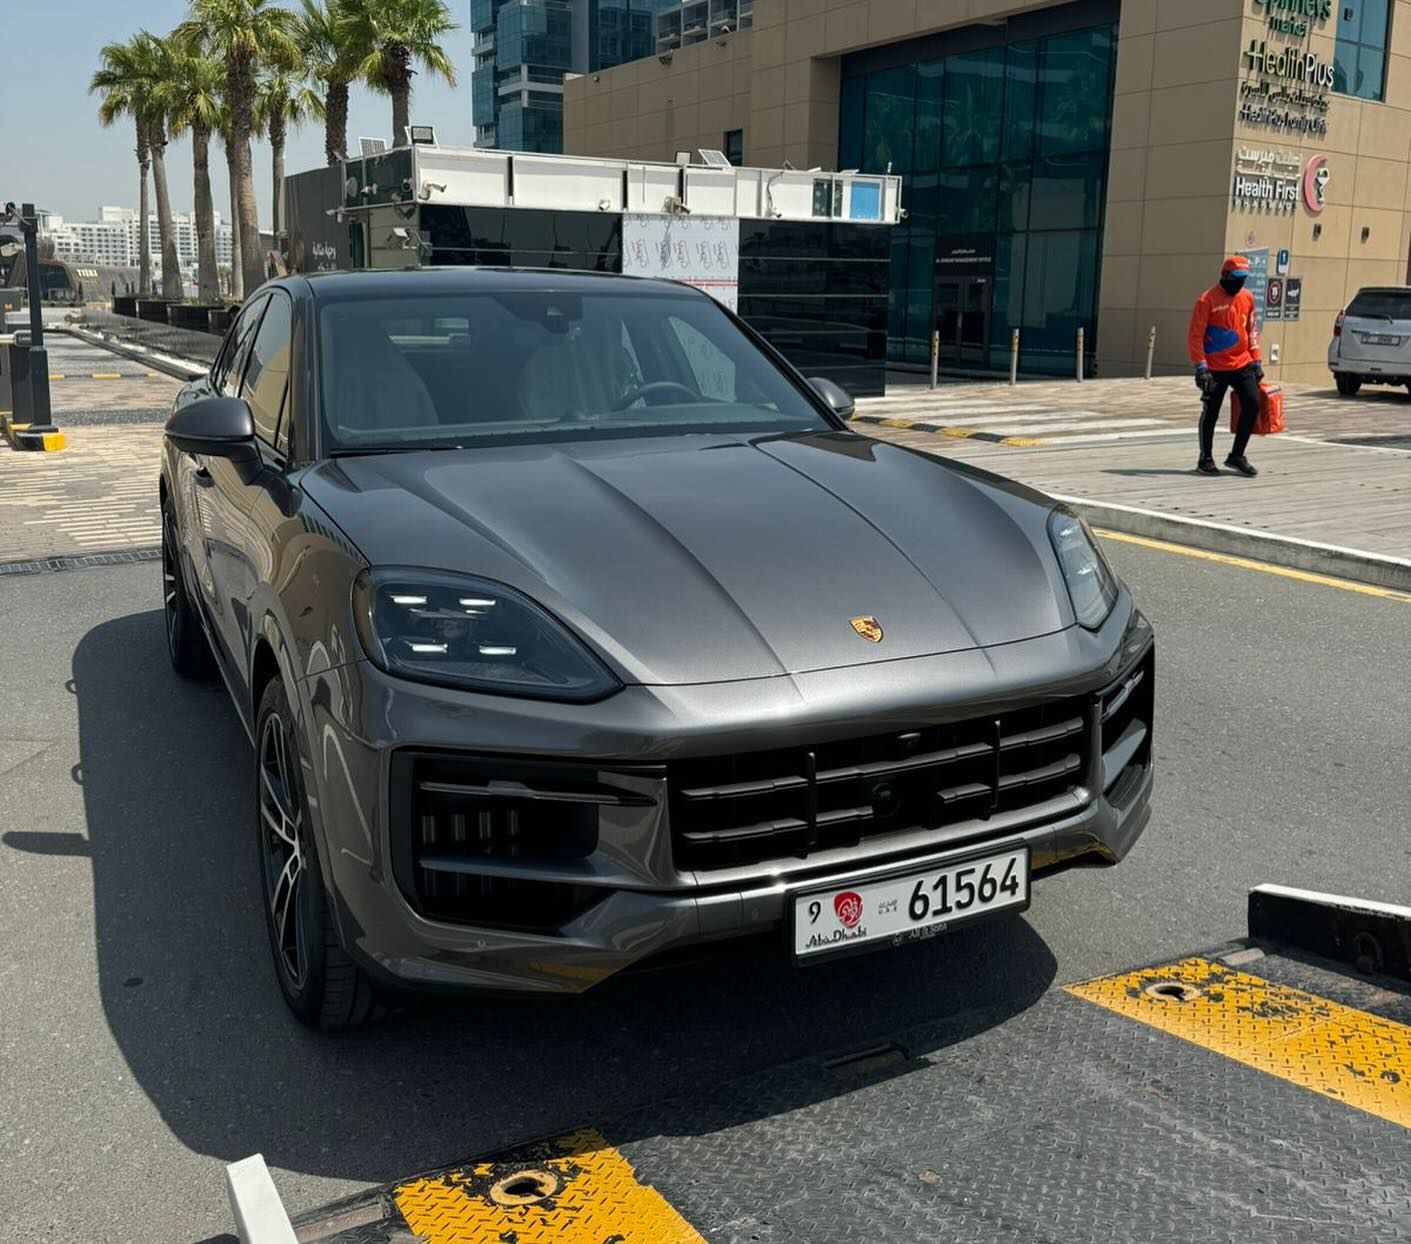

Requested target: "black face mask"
[{"left": 1220, "top": 276, "right": 1247, "bottom": 295}]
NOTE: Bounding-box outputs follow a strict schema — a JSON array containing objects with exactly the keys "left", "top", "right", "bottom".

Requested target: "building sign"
[
  {"left": 1302, "top": 155, "right": 1329, "bottom": 212},
  {"left": 1283, "top": 276, "right": 1302, "bottom": 321},
  {"left": 1239, "top": 248, "right": 1270, "bottom": 331},
  {"left": 935, "top": 234, "right": 994, "bottom": 275},
  {"left": 1266, "top": 276, "right": 1284, "bottom": 320},
  {"left": 1243, "top": 40, "right": 1336, "bottom": 89},
  {"left": 1232, "top": 148, "right": 1303, "bottom": 211},
  {"left": 622, "top": 213, "right": 739, "bottom": 311},
  {"left": 1253, "top": 0, "right": 1331, "bottom": 38}
]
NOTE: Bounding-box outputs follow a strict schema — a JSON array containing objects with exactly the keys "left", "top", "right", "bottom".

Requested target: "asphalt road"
[{"left": 2, "top": 539, "right": 1408, "bottom": 1242}]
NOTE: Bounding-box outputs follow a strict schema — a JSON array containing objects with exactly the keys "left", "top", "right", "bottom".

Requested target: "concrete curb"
[
  {"left": 54, "top": 325, "right": 206, "bottom": 382},
  {"left": 1248, "top": 884, "right": 1411, "bottom": 981},
  {"left": 1055, "top": 493, "right": 1411, "bottom": 593}
]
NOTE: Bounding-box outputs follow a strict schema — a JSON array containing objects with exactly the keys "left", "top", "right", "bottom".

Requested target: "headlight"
[
  {"left": 1047, "top": 508, "right": 1119, "bottom": 630},
  {"left": 352, "top": 568, "right": 619, "bottom": 702}
]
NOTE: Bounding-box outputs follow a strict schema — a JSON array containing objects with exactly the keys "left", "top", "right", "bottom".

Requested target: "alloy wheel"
[
  {"left": 161, "top": 509, "right": 179, "bottom": 656},
  {"left": 259, "top": 711, "right": 308, "bottom": 989}
]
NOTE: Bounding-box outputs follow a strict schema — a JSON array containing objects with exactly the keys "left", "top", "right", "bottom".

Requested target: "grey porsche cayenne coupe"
[{"left": 160, "top": 268, "right": 1154, "bottom": 1029}]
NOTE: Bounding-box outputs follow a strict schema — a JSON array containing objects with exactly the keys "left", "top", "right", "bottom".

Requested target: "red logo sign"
[
  {"left": 833, "top": 891, "right": 864, "bottom": 928},
  {"left": 1303, "top": 155, "right": 1328, "bottom": 213}
]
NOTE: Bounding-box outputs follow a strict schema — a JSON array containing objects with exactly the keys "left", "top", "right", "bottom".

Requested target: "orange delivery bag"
[{"left": 1230, "top": 383, "right": 1284, "bottom": 435}]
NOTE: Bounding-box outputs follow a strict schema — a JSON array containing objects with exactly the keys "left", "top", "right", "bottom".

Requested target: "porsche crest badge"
[{"left": 849, "top": 616, "right": 883, "bottom": 643}]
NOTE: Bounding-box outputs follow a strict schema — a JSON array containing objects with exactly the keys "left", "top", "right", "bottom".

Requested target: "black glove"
[
  {"left": 1252, "top": 363, "right": 1265, "bottom": 383},
  {"left": 1194, "top": 366, "right": 1212, "bottom": 394}
]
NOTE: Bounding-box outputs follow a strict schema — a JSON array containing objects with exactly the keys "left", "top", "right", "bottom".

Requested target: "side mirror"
[
  {"left": 808, "top": 376, "right": 856, "bottom": 420},
  {"left": 165, "top": 395, "right": 257, "bottom": 460}
]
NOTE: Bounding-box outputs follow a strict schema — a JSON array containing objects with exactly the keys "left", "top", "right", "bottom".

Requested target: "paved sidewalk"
[{"left": 856, "top": 375, "right": 1411, "bottom": 451}]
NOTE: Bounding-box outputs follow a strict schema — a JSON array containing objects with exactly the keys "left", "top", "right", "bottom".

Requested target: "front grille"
[
  {"left": 389, "top": 751, "right": 646, "bottom": 930},
  {"left": 668, "top": 698, "right": 1093, "bottom": 872}
]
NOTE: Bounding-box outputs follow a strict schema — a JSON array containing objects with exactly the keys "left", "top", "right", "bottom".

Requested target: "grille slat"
[{"left": 669, "top": 696, "right": 1095, "bottom": 871}]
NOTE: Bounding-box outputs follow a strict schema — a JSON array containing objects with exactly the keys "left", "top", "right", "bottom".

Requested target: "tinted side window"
[
  {"left": 1347, "top": 290, "right": 1411, "bottom": 320},
  {"left": 219, "top": 294, "right": 269, "bottom": 397},
  {"left": 241, "top": 292, "right": 292, "bottom": 447}
]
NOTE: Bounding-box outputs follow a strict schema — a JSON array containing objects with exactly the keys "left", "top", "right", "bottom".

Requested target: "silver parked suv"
[{"left": 1328, "top": 286, "right": 1411, "bottom": 396}]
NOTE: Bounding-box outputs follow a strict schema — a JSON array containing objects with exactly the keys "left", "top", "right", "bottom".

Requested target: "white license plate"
[
  {"left": 1362, "top": 333, "right": 1402, "bottom": 345},
  {"left": 792, "top": 846, "right": 1029, "bottom": 960}
]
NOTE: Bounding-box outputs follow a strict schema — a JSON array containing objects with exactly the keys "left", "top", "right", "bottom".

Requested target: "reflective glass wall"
[{"left": 839, "top": 12, "right": 1117, "bottom": 374}]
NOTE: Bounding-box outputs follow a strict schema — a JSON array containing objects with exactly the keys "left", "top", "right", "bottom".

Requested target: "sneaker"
[
  {"left": 1196, "top": 457, "right": 1220, "bottom": 476},
  {"left": 1224, "top": 455, "right": 1258, "bottom": 477}
]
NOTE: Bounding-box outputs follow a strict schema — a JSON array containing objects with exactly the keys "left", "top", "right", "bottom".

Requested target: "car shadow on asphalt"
[{"left": 68, "top": 608, "right": 1058, "bottom": 1189}]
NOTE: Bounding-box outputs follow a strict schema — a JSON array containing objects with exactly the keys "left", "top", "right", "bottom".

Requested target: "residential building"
[
  {"left": 564, "top": 0, "right": 1411, "bottom": 384},
  {"left": 473, "top": 0, "right": 669, "bottom": 153},
  {"left": 43, "top": 207, "right": 234, "bottom": 281},
  {"left": 653, "top": 0, "right": 752, "bottom": 52}
]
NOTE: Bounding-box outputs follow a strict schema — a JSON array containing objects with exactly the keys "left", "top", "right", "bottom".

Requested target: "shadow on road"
[{"left": 52, "top": 607, "right": 1058, "bottom": 1188}]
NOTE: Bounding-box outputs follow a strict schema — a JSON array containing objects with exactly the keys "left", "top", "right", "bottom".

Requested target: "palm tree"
[
  {"left": 257, "top": 69, "right": 324, "bottom": 241},
  {"left": 142, "top": 34, "right": 192, "bottom": 302},
  {"left": 158, "top": 46, "right": 226, "bottom": 304},
  {"left": 177, "top": 0, "right": 299, "bottom": 299},
  {"left": 340, "top": 0, "right": 456, "bottom": 147},
  {"left": 91, "top": 37, "right": 157, "bottom": 297},
  {"left": 297, "top": 0, "right": 362, "bottom": 166}
]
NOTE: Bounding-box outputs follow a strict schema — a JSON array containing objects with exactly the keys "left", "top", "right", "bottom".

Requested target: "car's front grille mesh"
[
  {"left": 390, "top": 752, "right": 621, "bottom": 929},
  {"left": 668, "top": 698, "right": 1093, "bottom": 871}
]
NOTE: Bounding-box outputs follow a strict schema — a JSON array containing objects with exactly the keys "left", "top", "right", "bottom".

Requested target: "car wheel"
[
  {"left": 256, "top": 678, "right": 382, "bottom": 1030},
  {"left": 1335, "top": 374, "right": 1361, "bottom": 396},
  {"left": 162, "top": 503, "right": 216, "bottom": 679}
]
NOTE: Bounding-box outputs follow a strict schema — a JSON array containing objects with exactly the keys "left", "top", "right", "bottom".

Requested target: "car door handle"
[{"left": 193, "top": 464, "right": 214, "bottom": 487}]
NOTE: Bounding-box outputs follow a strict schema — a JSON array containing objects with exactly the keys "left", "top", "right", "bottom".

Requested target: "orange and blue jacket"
[{"left": 1187, "top": 285, "right": 1261, "bottom": 372}]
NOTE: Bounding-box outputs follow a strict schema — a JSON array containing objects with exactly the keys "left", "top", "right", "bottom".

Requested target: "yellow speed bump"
[
  {"left": 1068, "top": 956, "right": 1411, "bottom": 1129},
  {"left": 394, "top": 1128, "right": 704, "bottom": 1243}
]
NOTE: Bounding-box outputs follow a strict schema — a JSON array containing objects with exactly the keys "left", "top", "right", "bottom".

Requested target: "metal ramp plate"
[{"left": 291, "top": 947, "right": 1411, "bottom": 1244}]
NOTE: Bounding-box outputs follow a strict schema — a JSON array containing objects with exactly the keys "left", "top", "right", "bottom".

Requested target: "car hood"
[{"left": 303, "top": 431, "right": 1073, "bottom": 686}]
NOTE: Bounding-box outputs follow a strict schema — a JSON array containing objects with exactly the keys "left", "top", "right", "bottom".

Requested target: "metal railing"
[{"left": 78, "top": 309, "right": 221, "bottom": 368}]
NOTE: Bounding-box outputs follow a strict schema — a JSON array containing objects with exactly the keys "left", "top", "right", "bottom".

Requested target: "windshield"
[
  {"left": 316, "top": 288, "right": 831, "bottom": 452},
  {"left": 1346, "top": 289, "right": 1411, "bottom": 320}
]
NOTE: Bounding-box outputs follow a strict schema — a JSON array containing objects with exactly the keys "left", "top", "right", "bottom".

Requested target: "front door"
[{"left": 933, "top": 276, "right": 990, "bottom": 368}]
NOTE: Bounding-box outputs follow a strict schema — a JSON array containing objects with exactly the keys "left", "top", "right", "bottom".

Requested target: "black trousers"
[{"left": 1199, "top": 364, "right": 1261, "bottom": 461}]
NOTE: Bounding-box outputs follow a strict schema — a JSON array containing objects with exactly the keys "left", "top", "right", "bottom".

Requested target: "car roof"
[
  {"left": 289, "top": 267, "right": 704, "bottom": 300},
  {"left": 1351, "top": 286, "right": 1411, "bottom": 295}
]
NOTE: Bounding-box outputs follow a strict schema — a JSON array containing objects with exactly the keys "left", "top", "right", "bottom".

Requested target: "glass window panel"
[
  {"left": 1037, "top": 27, "right": 1113, "bottom": 155},
  {"left": 937, "top": 165, "right": 998, "bottom": 235},
  {"left": 241, "top": 293, "right": 291, "bottom": 446},
  {"left": 942, "top": 47, "right": 1004, "bottom": 166},
  {"left": 1335, "top": 0, "right": 1361, "bottom": 39},
  {"left": 906, "top": 172, "right": 939, "bottom": 239},
  {"left": 1333, "top": 39, "right": 1359, "bottom": 93},
  {"left": 863, "top": 66, "right": 917, "bottom": 174},
  {"left": 1028, "top": 152, "right": 1105, "bottom": 231},
  {"left": 839, "top": 76, "right": 865, "bottom": 170},
  {"left": 914, "top": 61, "right": 944, "bottom": 173},
  {"left": 1360, "top": 0, "right": 1390, "bottom": 47},
  {"left": 1354, "top": 46, "right": 1386, "bottom": 99},
  {"left": 905, "top": 235, "right": 934, "bottom": 363},
  {"left": 1020, "top": 229, "right": 1098, "bottom": 363},
  {"left": 1003, "top": 41, "right": 1038, "bottom": 160},
  {"left": 888, "top": 224, "right": 909, "bottom": 361},
  {"left": 987, "top": 233, "right": 1027, "bottom": 368},
  {"left": 998, "top": 161, "right": 1032, "bottom": 233}
]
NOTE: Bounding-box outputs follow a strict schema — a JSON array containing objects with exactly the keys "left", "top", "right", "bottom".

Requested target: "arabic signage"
[
  {"left": 1232, "top": 148, "right": 1303, "bottom": 211},
  {"left": 935, "top": 234, "right": 995, "bottom": 275},
  {"left": 1252, "top": 0, "right": 1331, "bottom": 38}
]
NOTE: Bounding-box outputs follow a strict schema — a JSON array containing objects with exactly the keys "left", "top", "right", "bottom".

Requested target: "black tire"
[
  {"left": 162, "top": 502, "right": 216, "bottom": 679},
  {"left": 255, "top": 678, "right": 382, "bottom": 1030},
  {"left": 1335, "top": 374, "right": 1361, "bottom": 396}
]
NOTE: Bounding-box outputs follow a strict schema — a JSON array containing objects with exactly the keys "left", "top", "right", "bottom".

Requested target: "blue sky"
[{"left": 0, "top": 0, "right": 475, "bottom": 224}]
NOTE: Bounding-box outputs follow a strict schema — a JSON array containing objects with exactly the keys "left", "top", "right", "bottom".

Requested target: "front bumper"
[{"left": 297, "top": 600, "right": 1155, "bottom": 995}]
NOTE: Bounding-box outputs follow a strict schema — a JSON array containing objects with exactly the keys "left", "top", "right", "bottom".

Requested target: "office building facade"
[
  {"left": 473, "top": 0, "right": 668, "bottom": 153},
  {"left": 565, "top": 0, "right": 1411, "bottom": 383}
]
